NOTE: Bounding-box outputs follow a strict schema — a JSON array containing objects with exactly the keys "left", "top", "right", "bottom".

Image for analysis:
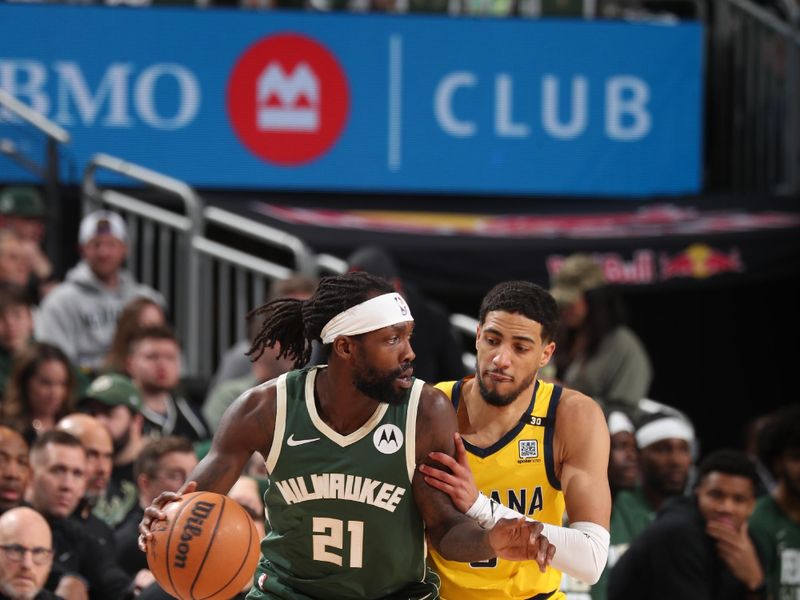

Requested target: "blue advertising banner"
[{"left": 0, "top": 4, "right": 703, "bottom": 196}]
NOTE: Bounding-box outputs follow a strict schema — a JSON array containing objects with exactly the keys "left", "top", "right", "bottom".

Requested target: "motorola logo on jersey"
[
  {"left": 227, "top": 33, "right": 350, "bottom": 166},
  {"left": 373, "top": 424, "right": 404, "bottom": 454}
]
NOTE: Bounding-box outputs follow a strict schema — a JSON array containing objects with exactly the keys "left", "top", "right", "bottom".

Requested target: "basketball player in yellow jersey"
[{"left": 419, "top": 280, "right": 612, "bottom": 600}]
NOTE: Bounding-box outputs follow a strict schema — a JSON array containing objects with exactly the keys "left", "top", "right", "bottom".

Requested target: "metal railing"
[
  {"left": 81, "top": 155, "right": 350, "bottom": 378},
  {"left": 710, "top": 0, "right": 800, "bottom": 195},
  {"left": 82, "top": 153, "right": 204, "bottom": 374},
  {"left": 195, "top": 206, "right": 313, "bottom": 375},
  {"left": 82, "top": 155, "right": 480, "bottom": 379},
  {"left": 0, "top": 89, "right": 71, "bottom": 274}
]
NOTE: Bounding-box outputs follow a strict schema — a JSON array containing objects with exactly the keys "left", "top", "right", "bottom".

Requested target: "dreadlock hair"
[
  {"left": 247, "top": 271, "right": 395, "bottom": 369},
  {"left": 479, "top": 280, "right": 561, "bottom": 343}
]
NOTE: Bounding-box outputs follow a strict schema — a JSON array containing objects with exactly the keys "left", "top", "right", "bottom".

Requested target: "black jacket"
[
  {"left": 45, "top": 514, "right": 134, "bottom": 600},
  {"left": 608, "top": 496, "right": 766, "bottom": 600}
]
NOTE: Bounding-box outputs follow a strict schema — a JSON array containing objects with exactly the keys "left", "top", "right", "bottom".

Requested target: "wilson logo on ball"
[
  {"left": 227, "top": 33, "right": 350, "bottom": 166},
  {"left": 173, "top": 500, "right": 216, "bottom": 569}
]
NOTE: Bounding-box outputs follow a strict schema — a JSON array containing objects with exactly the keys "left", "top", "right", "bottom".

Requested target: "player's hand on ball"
[
  {"left": 489, "top": 518, "right": 556, "bottom": 571},
  {"left": 138, "top": 480, "right": 197, "bottom": 552}
]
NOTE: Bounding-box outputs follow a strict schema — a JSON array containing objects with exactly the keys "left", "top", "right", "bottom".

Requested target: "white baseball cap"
[{"left": 79, "top": 210, "right": 127, "bottom": 245}]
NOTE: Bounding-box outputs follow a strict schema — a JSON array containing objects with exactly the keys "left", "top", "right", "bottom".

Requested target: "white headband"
[
  {"left": 320, "top": 293, "right": 413, "bottom": 344},
  {"left": 636, "top": 417, "right": 694, "bottom": 449},
  {"left": 608, "top": 411, "right": 635, "bottom": 436}
]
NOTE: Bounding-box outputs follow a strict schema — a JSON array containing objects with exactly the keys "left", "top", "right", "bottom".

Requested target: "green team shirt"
[
  {"left": 750, "top": 495, "right": 800, "bottom": 600},
  {"left": 247, "top": 367, "right": 438, "bottom": 600},
  {"left": 590, "top": 487, "right": 655, "bottom": 600}
]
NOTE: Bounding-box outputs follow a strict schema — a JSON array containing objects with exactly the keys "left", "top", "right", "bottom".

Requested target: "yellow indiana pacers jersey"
[{"left": 429, "top": 377, "right": 566, "bottom": 600}]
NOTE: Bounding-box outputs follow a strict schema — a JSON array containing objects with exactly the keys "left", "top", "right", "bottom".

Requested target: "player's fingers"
[
  {"left": 453, "top": 433, "right": 469, "bottom": 466},
  {"left": 181, "top": 480, "right": 198, "bottom": 495},
  {"left": 428, "top": 451, "right": 460, "bottom": 471},
  {"left": 536, "top": 536, "right": 550, "bottom": 572},
  {"left": 422, "top": 475, "right": 456, "bottom": 497},
  {"left": 418, "top": 464, "right": 458, "bottom": 487},
  {"left": 528, "top": 520, "right": 544, "bottom": 538},
  {"left": 153, "top": 491, "right": 181, "bottom": 509}
]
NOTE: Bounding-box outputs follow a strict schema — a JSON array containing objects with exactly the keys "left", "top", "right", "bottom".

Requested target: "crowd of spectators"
[
  {"left": 0, "top": 197, "right": 285, "bottom": 599},
  {"left": 0, "top": 190, "right": 797, "bottom": 600}
]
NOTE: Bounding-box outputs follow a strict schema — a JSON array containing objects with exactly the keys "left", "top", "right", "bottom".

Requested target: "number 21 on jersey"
[{"left": 312, "top": 517, "right": 365, "bottom": 568}]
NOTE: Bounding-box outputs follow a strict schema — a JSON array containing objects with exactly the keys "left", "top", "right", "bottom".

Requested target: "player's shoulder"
[
  {"left": 419, "top": 380, "right": 452, "bottom": 407},
  {"left": 416, "top": 380, "right": 457, "bottom": 422},
  {"left": 555, "top": 386, "right": 606, "bottom": 427},
  {"left": 223, "top": 374, "right": 282, "bottom": 424}
]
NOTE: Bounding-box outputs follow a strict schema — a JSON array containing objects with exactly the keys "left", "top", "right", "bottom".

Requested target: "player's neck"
[
  {"left": 460, "top": 378, "right": 535, "bottom": 446},
  {"left": 775, "top": 481, "right": 800, "bottom": 523},
  {"left": 315, "top": 366, "right": 382, "bottom": 436}
]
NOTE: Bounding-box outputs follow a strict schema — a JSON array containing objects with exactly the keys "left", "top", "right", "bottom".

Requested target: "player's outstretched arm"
[
  {"left": 138, "top": 381, "right": 277, "bottom": 551},
  {"left": 413, "top": 386, "right": 554, "bottom": 569},
  {"left": 421, "top": 392, "right": 611, "bottom": 584}
]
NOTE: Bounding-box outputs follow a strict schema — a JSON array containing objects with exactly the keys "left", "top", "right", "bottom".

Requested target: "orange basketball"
[{"left": 146, "top": 491, "right": 261, "bottom": 600}]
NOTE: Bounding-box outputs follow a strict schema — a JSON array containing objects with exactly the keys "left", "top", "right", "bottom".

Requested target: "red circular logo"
[{"left": 227, "top": 34, "right": 349, "bottom": 167}]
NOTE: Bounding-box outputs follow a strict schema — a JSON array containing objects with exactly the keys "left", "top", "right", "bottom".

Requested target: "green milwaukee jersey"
[
  {"left": 247, "top": 367, "right": 438, "bottom": 600},
  {"left": 750, "top": 495, "right": 800, "bottom": 600}
]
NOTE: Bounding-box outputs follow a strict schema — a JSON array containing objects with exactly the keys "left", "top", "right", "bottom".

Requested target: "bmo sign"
[
  {"left": 227, "top": 34, "right": 349, "bottom": 166},
  {"left": 0, "top": 5, "right": 702, "bottom": 196}
]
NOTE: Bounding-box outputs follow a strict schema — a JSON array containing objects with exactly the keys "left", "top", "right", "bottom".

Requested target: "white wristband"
[
  {"left": 464, "top": 493, "right": 609, "bottom": 584},
  {"left": 465, "top": 493, "right": 496, "bottom": 529}
]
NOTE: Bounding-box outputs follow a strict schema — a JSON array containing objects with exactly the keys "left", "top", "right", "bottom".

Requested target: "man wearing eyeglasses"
[{"left": 0, "top": 506, "right": 60, "bottom": 600}]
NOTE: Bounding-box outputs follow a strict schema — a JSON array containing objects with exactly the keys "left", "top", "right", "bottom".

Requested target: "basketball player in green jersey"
[
  {"left": 139, "top": 272, "right": 555, "bottom": 600},
  {"left": 419, "top": 280, "right": 612, "bottom": 599}
]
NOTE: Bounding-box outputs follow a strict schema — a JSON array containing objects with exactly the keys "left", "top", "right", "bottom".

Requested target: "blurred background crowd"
[{"left": 0, "top": 0, "right": 799, "bottom": 597}]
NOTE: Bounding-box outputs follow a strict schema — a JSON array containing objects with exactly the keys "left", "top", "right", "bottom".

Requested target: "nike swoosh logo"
[{"left": 287, "top": 434, "right": 320, "bottom": 447}]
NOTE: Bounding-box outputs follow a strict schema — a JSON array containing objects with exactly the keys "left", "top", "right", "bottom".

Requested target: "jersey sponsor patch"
[
  {"left": 373, "top": 424, "right": 403, "bottom": 454},
  {"left": 518, "top": 439, "right": 538, "bottom": 459}
]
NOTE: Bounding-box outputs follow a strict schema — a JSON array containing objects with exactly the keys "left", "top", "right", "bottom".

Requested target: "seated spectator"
[
  {"left": 750, "top": 405, "right": 800, "bottom": 600},
  {"left": 607, "top": 411, "right": 639, "bottom": 496},
  {"left": 0, "top": 186, "right": 55, "bottom": 302},
  {"left": 103, "top": 297, "right": 167, "bottom": 375},
  {"left": 0, "top": 344, "right": 77, "bottom": 446},
  {"left": 608, "top": 449, "right": 766, "bottom": 599},
  {"left": 0, "top": 425, "right": 98, "bottom": 600},
  {"left": 0, "top": 284, "right": 34, "bottom": 396},
  {"left": 345, "top": 245, "right": 466, "bottom": 383},
  {"left": 208, "top": 274, "right": 317, "bottom": 391},
  {"left": 0, "top": 231, "right": 30, "bottom": 293},
  {"left": 0, "top": 506, "right": 61, "bottom": 600},
  {"left": 591, "top": 412, "right": 695, "bottom": 600},
  {"left": 114, "top": 436, "right": 197, "bottom": 577},
  {"left": 125, "top": 326, "right": 208, "bottom": 442},
  {"left": 0, "top": 426, "right": 30, "bottom": 516},
  {"left": 79, "top": 374, "right": 147, "bottom": 530},
  {"left": 202, "top": 312, "right": 298, "bottom": 432},
  {"left": 550, "top": 254, "right": 652, "bottom": 411},
  {"left": 54, "top": 414, "right": 116, "bottom": 551},
  {"left": 34, "top": 210, "right": 164, "bottom": 376},
  {"left": 585, "top": 411, "right": 639, "bottom": 599},
  {"left": 27, "top": 431, "right": 134, "bottom": 600}
]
